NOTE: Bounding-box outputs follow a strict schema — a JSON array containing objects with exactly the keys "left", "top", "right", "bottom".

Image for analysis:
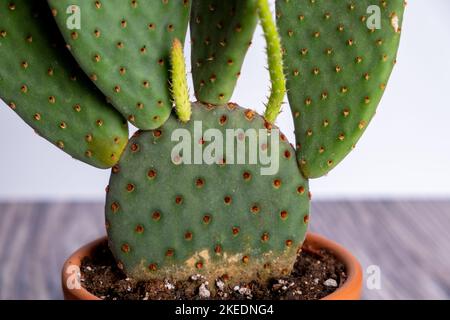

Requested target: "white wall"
[{"left": 1, "top": 0, "right": 449, "bottom": 200}]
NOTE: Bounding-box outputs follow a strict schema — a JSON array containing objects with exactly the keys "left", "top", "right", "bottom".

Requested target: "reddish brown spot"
[
  {"left": 121, "top": 244, "right": 130, "bottom": 253},
  {"left": 175, "top": 196, "right": 183, "bottom": 205},
  {"left": 147, "top": 169, "right": 157, "bottom": 179},
  {"left": 166, "top": 249, "right": 174, "bottom": 257},
  {"left": 195, "top": 178, "right": 204, "bottom": 188},
  {"left": 96, "top": 119, "right": 103, "bottom": 127},
  {"left": 224, "top": 196, "right": 232, "bottom": 205},
  {"left": 308, "top": 192, "right": 312, "bottom": 200},
  {"left": 111, "top": 202, "right": 120, "bottom": 213},
  {"left": 105, "top": 220, "right": 110, "bottom": 229},
  {"left": 105, "top": 185, "right": 110, "bottom": 193},
  {"left": 303, "top": 214, "right": 310, "bottom": 224},
  {"left": 280, "top": 133, "right": 287, "bottom": 141},
  {"left": 152, "top": 211, "right": 161, "bottom": 221},
  {"left": 232, "top": 227, "right": 240, "bottom": 235},
  {"left": 273, "top": 179, "right": 282, "bottom": 188},
  {"left": 130, "top": 143, "right": 139, "bottom": 152},
  {"left": 148, "top": 263, "right": 158, "bottom": 271},
  {"left": 196, "top": 261, "right": 203, "bottom": 269},
  {"left": 153, "top": 129, "right": 162, "bottom": 138},
  {"left": 261, "top": 233, "right": 269, "bottom": 242},
  {"left": 297, "top": 186, "right": 305, "bottom": 194},
  {"left": 219, "top": 115, "right": 227, "bottom": 125},
  {"left": 242, "top": 255, "right": 249, "bottom": 264},
  {"left": 73, "top": 104, "right": 81, "bottom": 112},
  {"left": 135, "top": 225, "right": 144, "bottom": 233},
  {"left": 126, "top": 183, "right": 135, "bottom": 192},
  {"left": 264, "top": 121, "right": 273, "bottom": 131},
  {"left": 263, "top": 263, "right": 271, "bottom": 269},
  {"left": 214, "top": 244, "right": 222, "bottom": 254},
  {"left": 250, "top": 205, "right": 260, "bottom": 214},
  {"left": 203, "top": 215, "right": 211, "bottom": 224},
  {"left": 184, "top": 231, "right": 193, "bottom": 240},
  {"left": 280, "top": 210, "right": 288, "bottom": 220},
  {"left": 284, "top": 150, "right": 291, "bottom": 159},
  {"left": 285, "top": 239, "right": 293, "bottom": 247},
  {"left": 243, "top": 172, "right": 251, "bottom": 181},
  {"left": 244, "top": 109, "right": 255, "bottom": 121}
]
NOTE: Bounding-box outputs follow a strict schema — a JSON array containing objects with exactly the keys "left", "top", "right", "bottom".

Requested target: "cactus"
[
  {"left": 170, "top": 38, "right": 191, "bottom": 123},
  {"left": 104, "top": 1, "right": 310, "bottom": 283},
  {"left": 190, "top": 0, "right": 258, "bottom": 105},
  {"left": 277, "top": 0, "right": 405, "bottom": 178},
  {"left": 0, "top": 0, "right": 128, "bottom": 169},
  {"left": 48, "top": 0, "right": 191, "bottom": 130},
  {"left": 106, "top": 102, "right": 310, "bottom": 282},
  {"left": 0, "top": 0, "right": 406, "bottom": 295}
]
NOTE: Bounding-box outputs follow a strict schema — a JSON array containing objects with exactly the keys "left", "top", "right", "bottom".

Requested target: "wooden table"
[{"left": 0, "top": 201, "right": 449, "bottom": 300}]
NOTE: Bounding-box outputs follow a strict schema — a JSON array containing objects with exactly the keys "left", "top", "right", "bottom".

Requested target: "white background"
[{"left": 1, "top": 0, "right": 449, "bottom": 201}]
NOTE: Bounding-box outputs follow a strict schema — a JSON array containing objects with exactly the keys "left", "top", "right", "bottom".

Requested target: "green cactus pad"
[
  {"left": 277, "top": 0, "right": 405, "bottom": 178},
  {"left": 106, "top": 102, "right": 310, "bottom": 283},
  {"left": 191, "top": 0, "right": 258, "bottom": 105},
  {"left": 48, "top": 0, "right": 191, "bottom": 130},
  {"left": 0, "top": 0, "right": 128, "bottom": 169}
]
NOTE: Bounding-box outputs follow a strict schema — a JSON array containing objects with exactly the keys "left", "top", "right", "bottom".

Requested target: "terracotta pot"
[{"left": 62, "top": 233, "right": 363, "bottom": 300}]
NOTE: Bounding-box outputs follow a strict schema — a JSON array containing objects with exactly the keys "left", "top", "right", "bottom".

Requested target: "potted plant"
[{"left": 0, "top": 0, "right": 405, "bottom": 300}]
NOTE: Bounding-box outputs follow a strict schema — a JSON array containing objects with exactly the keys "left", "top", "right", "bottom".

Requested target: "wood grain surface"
[{"left": 0, "top": 200, "right": 449, "bottom": 300}]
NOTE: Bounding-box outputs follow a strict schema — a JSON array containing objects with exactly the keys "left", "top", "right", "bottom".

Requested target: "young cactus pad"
[
  {"left": 277, "top": 0, "right": 405, "bottom": 178},
  {"left": 106, "top": 103, "right": 310, "bottom": 282},
  {"left": 0, "top": 0, "right": 128, "bottom": 169},
  {"left": 48, "top": 0, "right": 191, "bottom": 130},
  {"left": 190, "top": 0, "right": 258, "bottom": 105}
]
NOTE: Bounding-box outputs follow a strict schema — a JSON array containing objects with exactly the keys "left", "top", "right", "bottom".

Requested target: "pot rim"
[{"left": 61, "top": 232, "right": 362, "bottom": 300}]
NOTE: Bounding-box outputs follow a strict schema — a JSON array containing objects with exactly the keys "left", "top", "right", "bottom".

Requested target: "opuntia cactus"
[
  {"left": 103, "top": 0, "right": 313, "bottom": 284},
  {"left": 191, "top": 0, "right": 258, "bottom": 105},
  {"left": 0, "top": 0, "right": 406, "bottom": 295},
  {"left": 0, "top": 0, "right": 128, "bottom": 168},
  {"left": 48, "top": 0, "right": 191, "bottom": 130},
  {"left": 106, "top": 102, "right": 310, "bottom": 282},
  {"left": 276, "top": 0, "right": 406, "bottom": 178}
]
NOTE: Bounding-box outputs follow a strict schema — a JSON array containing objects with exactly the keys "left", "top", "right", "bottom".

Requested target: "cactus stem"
[
  {"left": 257, "top": 0, "right": 286, "bottom": 124},
  {"left": 170, "top": 38, "right": 191, "bottom": 123}
]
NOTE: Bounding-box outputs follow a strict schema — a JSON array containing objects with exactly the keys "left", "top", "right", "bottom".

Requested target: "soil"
[{"left": 80, "top": 241, "right": 346, "bottom": 300}]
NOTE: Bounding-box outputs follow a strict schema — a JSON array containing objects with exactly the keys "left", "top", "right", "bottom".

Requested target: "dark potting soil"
[{"left": 80, "top": 241, "right": 346, "bottom": 300}]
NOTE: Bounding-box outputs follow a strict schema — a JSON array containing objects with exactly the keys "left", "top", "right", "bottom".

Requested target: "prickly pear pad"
[
  {"left": 277, "top": 0, "right": 405, "bottom": 178},
  {"left": 191, "top": 0, "right": 258, "bottom": 105},
  {"left": 48, "top": 0, "right": 191, "bottom": 130},
  {"left": 0, "top": 0, "right": 128, "bottom": 168},
  {"left": 106, "top": 102, "right": 310, "bottom": 283}
]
